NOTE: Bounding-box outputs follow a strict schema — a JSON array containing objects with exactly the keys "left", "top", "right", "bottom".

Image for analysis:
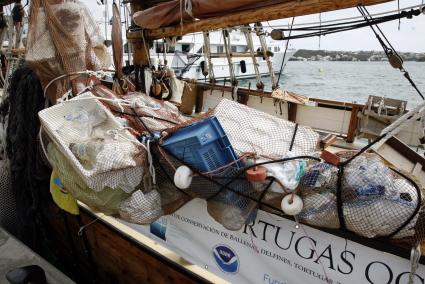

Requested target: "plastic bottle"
[{"left": 70, "top": 141, "right": 104, "bottom": 163}]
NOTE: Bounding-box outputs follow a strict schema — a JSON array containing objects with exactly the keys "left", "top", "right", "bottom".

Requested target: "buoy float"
[
  {"left": 246, "top": 166, "right": 267, "bottom": 182},
  {"left": 281, "top": 194, "right": 303, "bottom": 216},
  {"left": 174, "top": 166, "right": 193, "bottom": 189}
]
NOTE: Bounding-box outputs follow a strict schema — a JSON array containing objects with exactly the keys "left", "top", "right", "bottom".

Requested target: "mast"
[{"left": 129, "top": 1, "right": 150, "bottom": 67}]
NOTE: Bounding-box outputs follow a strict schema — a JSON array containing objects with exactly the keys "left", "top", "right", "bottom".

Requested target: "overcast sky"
[{"left": 87, "top": 0, "right": 425, "bottom": 52}]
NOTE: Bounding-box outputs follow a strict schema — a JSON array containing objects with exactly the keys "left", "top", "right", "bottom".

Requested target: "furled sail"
[{"left": 133, "top": 0, "right": 290, "bottom": 29}]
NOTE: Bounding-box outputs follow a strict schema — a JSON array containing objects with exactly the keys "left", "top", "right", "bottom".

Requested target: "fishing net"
[
  {"left": 0, "top": 160, "right": 18, "bottom": 235},
  {"left": 26, "top": 0, "right": 109, "bottom": 103}
]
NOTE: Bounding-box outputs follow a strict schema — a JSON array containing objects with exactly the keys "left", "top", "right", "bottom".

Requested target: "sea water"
[{"left": 239, "top": 61, "right": 425, "bottom": 107}]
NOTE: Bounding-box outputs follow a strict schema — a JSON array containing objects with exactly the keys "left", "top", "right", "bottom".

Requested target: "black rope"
[
  {"left": 386, "top": 168, "right": 422, "bottom": 238},
  {"left": 202, "top": 155, "right": 320, "bottom": 201},
  {"left": 150, "top": 146, "right": 191, "bottom": 197},
  {"left": 256, "top": 178, "right": 276, "bottom": 210},
  {"left": 336, "top": 165, "right": 346, "bottom": 230},
  {"left": 289, "top": 123, "right": 299, "bottom": 152},
  {"left": 131, "top": 108, "right": 154, "bottom": 135},
  {"left": 273, "top": 8, "right": 423, "bottom": 41},
  {"left": 76, "top": 215, "right": 98, "bottom": 284},
  {"left": 277, "top": 17, "right": 295, "bottom": 86},
  {"left": 358, "top": 5, "right": 424, "bottom": 101},
  {"left": 62, "top": 211, "right": 83, "bottom": 283},
  {"left": 404, "top": 71, "right": 425, "bottom": 100},
  {"left": 197, "top": 156, "right": 320, "bottom": 214}
]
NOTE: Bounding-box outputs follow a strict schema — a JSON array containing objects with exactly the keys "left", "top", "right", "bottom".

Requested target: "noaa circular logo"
[{"left": 212, "top": 244, "right": 239, "bottom": 274}]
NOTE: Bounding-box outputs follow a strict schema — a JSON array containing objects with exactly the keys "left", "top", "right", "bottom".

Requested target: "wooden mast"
[
  {"left": 129, "top": 1, "right": 152, "bottom": 92},
  {"left": 128, "top": 0, "right": 394, "bottom": 40},
  {"left": 129, "top": 1, "right": 150, "bottom": 67}
]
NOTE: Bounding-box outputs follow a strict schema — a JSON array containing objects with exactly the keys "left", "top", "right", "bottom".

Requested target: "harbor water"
[{"left": 239, "top": 61, "right": 425, "bottom": 107}]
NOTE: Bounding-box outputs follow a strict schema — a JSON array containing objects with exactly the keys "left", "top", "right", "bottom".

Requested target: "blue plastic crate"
[{"left": 161, "top": 116, "right": 240, "bottom": 172}]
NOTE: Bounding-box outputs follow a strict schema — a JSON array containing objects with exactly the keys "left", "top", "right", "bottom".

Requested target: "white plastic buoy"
[
  {"left": 174, "top": 166, "right": 193, "bottom": 189},
  {"left": 281, "top": 194, "right": 303, "bottom": 216}
]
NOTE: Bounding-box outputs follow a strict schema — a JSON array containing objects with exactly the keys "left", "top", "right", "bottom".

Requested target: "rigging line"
[
  {"left": 359, "top": 5, "right": 424, "bottom": 100},
  {"left": 357, "top": 6, "right": 390, "bottom": 51},
  {"left": 277, "top": 17, "right": 295, "bottom": 86},
  {"left": 272, "top": 8, "right": 422, "bottom": 40},
  {"left": 398, "top": 0, "right": 401, "bottom": 30},
  {"left": 267, "top": 2, "right": 424, "bottom": 28},
  {"left": 361, "top": 5, "right": 401, "bottom": 57},
  {"left": 319, "top": 12, "right": 322, "bottom": 50},
  {"left": 274, "top": 11, "right": 409, "bottom": 31}
]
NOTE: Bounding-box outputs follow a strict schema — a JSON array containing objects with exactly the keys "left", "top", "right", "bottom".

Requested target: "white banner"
[{"left": 125, "top": 199, "right": 425, "bottom": 284}]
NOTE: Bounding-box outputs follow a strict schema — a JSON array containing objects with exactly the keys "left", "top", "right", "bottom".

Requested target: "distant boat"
[{"left": 149, "top": 30, "right": 296, "bottom": 81}]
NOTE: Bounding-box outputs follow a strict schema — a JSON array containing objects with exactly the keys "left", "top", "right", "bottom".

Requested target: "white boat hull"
[{"left": 175, "top": 50, "right": 296, "bottom": 80}]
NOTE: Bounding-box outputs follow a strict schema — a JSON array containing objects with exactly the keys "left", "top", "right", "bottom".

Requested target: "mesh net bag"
[
  {"left": 47, "top": 142, "right": 131, "bottom": 215},
  {"left": 340, "top": 152, "right": 423, "bottom": 242},
  {"left": 119, "top": 189, "right": 164, "bottom": 224},
  {"left": 296, "top": 150, "right": 425, "bottom": 246},
  {"left": 213, "top": 98, "right": 320, "bottom": 157},
  {"left": 26, "top": 0, "right": 108, "bottom": 102},
  {"left": 39, "top": 92, "right": 145, "bottom": 192}
]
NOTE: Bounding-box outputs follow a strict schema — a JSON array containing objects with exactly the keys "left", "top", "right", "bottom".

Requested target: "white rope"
[
  {"left": 184, "top": 0, "right": 194, "bottom": 19},
  {"left": 38, "top": 126, "right": 53, "bottom": 166},
  {"left": 232, "top": 86, "right": 238, "bottom": 100},
  {"left": 59, "top": 94, "right": 161, "bottom": 113},
  {"left": 202, "top": 31, "right": 215, "bottom": 81},
  {"left": 222, "top": 29, "right": 236, "bottom": 85},
  {"left": 147, "top": 139, "right": 156, "bottom": 185},
  {"left": 243, "top": 26, "right": 262, "bottom": 88},
  {"left": 255, "top": 23, "right": 277, "bottom": 89},
  {"left": 381, "top": 100, "right": 425, "bottom": 137},
  {"left": 408, "top": 244, "right": 421, "bottom": 284}
]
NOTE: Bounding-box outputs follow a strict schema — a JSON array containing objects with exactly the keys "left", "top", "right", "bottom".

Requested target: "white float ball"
[
  {"left": 174, "top": 166, "right": 193, "bottom": 189},
  {"left": 281, "top": 194, "right": 303, "bottom": 216}
]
